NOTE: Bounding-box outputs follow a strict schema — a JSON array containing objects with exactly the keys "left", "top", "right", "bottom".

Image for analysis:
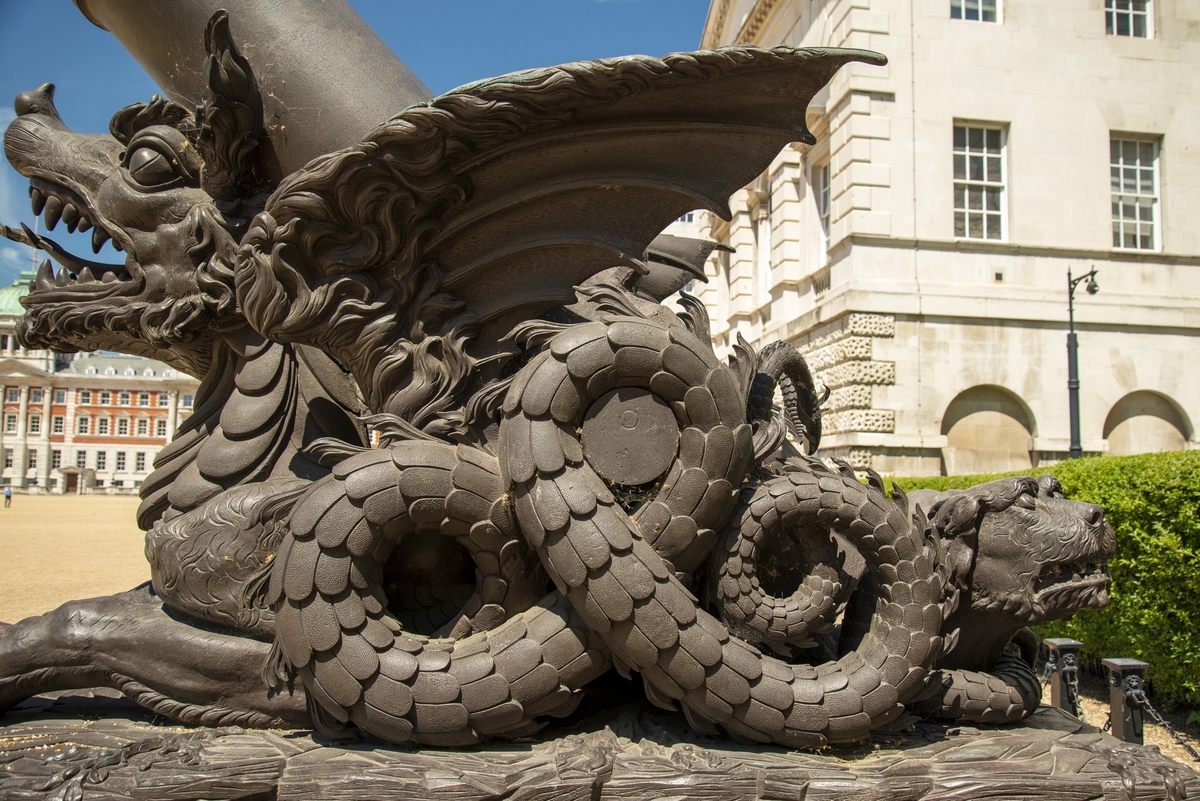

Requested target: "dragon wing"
[{"left": 236, "top": 46, "right": 884, "bottom": 418}]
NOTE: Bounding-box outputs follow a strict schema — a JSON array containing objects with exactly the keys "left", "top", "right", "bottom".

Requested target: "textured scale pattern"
[{"left": 498, "top": 316, "right": 944, "bottom": 747}]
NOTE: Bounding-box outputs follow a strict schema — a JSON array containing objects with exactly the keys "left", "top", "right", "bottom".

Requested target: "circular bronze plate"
[{"left": 581, "top": 388, "right": 679, "bottom": 486}]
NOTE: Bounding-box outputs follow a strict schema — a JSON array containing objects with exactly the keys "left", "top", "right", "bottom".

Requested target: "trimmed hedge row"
[{"left": 891, "top": 450, "right": 1200, "bottom": 708}]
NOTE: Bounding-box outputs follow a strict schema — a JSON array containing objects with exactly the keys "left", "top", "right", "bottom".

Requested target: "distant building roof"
[
  {"left": 0, "top": 272, "right": 33, "bottom": 316},
  {"left": 64, "top": 353, "right": 180, "bottom": 379}
]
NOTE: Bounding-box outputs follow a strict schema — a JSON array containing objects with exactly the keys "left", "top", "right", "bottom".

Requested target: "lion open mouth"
[
  {"left": 5, "top": 177, "right": 137, "bottom": 299},
  {"left": 1035, "top": 560, "right": 1110, "bottom": 616}
]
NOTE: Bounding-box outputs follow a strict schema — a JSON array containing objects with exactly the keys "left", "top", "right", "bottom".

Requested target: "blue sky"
[{"left": 0, "top": 0, "right": 711, "bottom": 286}]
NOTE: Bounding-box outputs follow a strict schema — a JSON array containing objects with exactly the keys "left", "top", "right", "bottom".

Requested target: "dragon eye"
[{"left": 127, "top": 146, "right": 179, "bottom": 186}]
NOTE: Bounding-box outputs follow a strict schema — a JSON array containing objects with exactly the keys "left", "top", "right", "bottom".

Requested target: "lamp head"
[{"left": 1086, "top": 278, "right": 1099, "bottom": 295}]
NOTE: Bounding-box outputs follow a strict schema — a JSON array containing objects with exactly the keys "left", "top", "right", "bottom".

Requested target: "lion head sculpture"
[{"left": 923, "top": 475, "right": 1116, "bottom": 671}]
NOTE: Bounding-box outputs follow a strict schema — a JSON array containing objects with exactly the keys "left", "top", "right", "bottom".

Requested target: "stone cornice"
[
  {"left": 838, "top": 234, "right": 1200, "bottom": 266},
  {"left": 701, "top": 0, "right": 733, "bottom": 49},
  {"left": 702, "top": 0, "right": 785, "bottom": 48}
]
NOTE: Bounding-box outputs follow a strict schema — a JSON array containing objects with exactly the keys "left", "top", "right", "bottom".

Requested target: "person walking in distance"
[{"left": 4, "top": 486, "right": 11, "bottom": 507}]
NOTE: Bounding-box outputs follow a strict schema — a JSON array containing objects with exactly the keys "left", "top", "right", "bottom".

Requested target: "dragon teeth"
[
  {"left": 42, "top": 196, "right": 63, "bottom": 230},
  {"left": 91, "top": 227, "right": 110, "bottom": 254},
  {"left": 30, "top": 187, "right": 46, "bottom": 215},
  {"left": 35, "top": 259, "right": 54, "bottom": 291},
  {"left": 61, "top": 203, "right": 80, "bottom": 232},
  {"left": 77, "top": 267, "right": 96, "bottom": 284}
]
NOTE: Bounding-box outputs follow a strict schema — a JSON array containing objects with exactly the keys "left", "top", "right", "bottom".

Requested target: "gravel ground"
[
  {"left": 1040, "top": 661, "right": 1200, "bottom": 767},
  {"left": 0, "top": 494, "right": 146, "bottom": 624}
]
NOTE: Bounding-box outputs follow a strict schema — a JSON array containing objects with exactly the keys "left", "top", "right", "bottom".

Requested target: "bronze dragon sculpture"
[{"left": 0, "top": 4, "right": 1115, "bottom": 748}]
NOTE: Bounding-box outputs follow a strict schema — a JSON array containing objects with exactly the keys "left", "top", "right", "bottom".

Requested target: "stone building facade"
[
  {"left": 688, "top": 0, "right": 1200, "bottom": 475},
  {"left": 0, "top": 272, "right": 198, "bottom": 493}
]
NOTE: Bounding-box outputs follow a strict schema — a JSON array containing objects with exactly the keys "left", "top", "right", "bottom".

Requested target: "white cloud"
[{"left": 0, "top": 241, "right": 35, "bottom": 288}]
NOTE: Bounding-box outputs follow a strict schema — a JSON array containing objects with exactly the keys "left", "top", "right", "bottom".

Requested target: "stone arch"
[
  {"left": 940, "top": 385, "right": 1036, "bottom": 475},
  {"left": 1103, "top": 391, "right": 1191, "bottom": 457}
]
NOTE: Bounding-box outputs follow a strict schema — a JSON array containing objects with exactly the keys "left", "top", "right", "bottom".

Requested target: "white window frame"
[
  {"left": 52, "top": 416, "right": 64, "bottom": 434},
  {"left": 815, "top": 161, "right": 831, "bottom": 249},
  {"left": 953, "top": 122, "right": 1007, "bottom": 242},
  {"left": 27, "top": 415, "right": 40, "bottom": 434},
  {"left": 951, "top": 0, "right": 999, "bottom": 22},
  {"left": 78, "top": 416, "right": 90, "bottom": 435},
  {"left": 156, "top": 419, "right": 168, "bottom": 437},
  {"left": 1111, "top": 135, "right": 1160, "bottom": 252},
  {"left": 1106, "top": 0, "right": 1151, "bottom": 37}
]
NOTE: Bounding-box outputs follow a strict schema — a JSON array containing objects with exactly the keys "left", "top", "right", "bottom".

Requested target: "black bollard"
[
  {"left": 1102, "top": 658, "right": 1150, "bottom": 744},
  {"left": 1043, "top": 638, "right": 1084, "bottom": 716}
]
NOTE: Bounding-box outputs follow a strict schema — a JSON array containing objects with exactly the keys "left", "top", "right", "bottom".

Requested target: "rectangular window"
[
  {"left": 117, "top": 418, "right": 129, "bottom": 436},
  {"left": 80, "top": 390, "right": 92, "bottom": 404},
  {"left": 27, "top": 416, "right": 40, "bottom": 434},
  {"left": 156, "top": 419, "right": 168, "bottom": 437},
  {"left": 816, "top": 162, "right": 831, "bottom": 242},
  {"left": 1111, "top": 137, "right": 1158, "bottom": 250},
  {"left": 116, "top": 452, "right": 126, "bottom": 471},
  {"left": 96, "top": 452, "right": 106, "bottom": 470},
  {"left": 119, "top": 392, "right": 131, "bottom": 406},
  {"left": 100, "top": 391, "right": 111, "bottom": 405},
  {"left": 27, "top": 451, "right": 36, "bottom": 470},
  {"left": 1106, "top": 0, "right": 1149, "bottom": 37},
  {"left": 158, "top": 392, "right": 169, "bottom": 407},
  {"left": 953, "top": 124, "right": 1005, "bottom": 241},
  {"left": 76, "top": 451, "right": 87, "bottom": 469},
  {"left": 182, "top": 394, "right": 194, "bottom": 408},
  {"left": 136, "top": 418, "right": 148, "bottom": 436},
  {"left": 951, "top": 0, "right": 997, "bottom": 21},
  {"left": 4, "top": 415, "right": 16, "bottom": 433},
  {"left": 5, "top": 389, "right": 17, "bottom": 403},
  {"left": 51, "top": 449, "right": 61, "bottom": 469},
  {"left": 139, "top": 393, "right": 150, "bottom": 407},
  {"left": 54, "top": 390, "right": 65, "bottom": 404},
  {"left": 77, "top": 417, "right": 90, "bottom": 434},
  {"left": 135, "top": 452, "right": 146, "bottom": 472},
  {"left": 52, "top": 416, "right": 64, "bottom": 434},
  {"left": 678, "top": 212, "right": 695, "bottom": 223},
  {"left": 3, "top": 450, "right": 11, "bottom": 469},
  {"left": 98, "top": 418, "right": 110, "bottom": 435},
  {"left": 30, "top": 389, "right": 43, "bottom": 404}
]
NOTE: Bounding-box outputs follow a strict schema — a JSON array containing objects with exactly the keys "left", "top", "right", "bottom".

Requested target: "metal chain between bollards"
[
  {"left": 1126, "top": 686, "right": 1200, "bottom": 762},
  {"left": 1064, "top": 667, "right": 1083, "bottom": 719}
]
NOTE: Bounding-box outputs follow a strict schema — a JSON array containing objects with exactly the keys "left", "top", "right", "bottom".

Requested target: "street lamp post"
[{"left": 1067, "top": 267, "right": 1099, "bottom": 459}]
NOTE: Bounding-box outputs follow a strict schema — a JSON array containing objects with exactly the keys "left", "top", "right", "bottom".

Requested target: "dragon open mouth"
[{"left": 2, "top": 178, "right": 137, "bottom": 297}]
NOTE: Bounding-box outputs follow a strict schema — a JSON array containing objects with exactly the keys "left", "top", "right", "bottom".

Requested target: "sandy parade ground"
[{"left": 0, "top": 494, "right": 147, "bottom": 625}]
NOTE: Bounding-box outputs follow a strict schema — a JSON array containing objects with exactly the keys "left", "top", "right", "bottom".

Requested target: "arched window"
[
  {"left": 940, "top": 385, "right": 1036, "bottom": 475},
  {"left": 1104, "top": 391, "right": 1191, "bottom": 456}
]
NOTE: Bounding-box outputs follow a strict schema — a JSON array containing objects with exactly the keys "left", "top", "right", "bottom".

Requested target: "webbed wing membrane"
[
  {"left": 425, "top": 47, "right": 884, "bottom": 349},
  {"left": 242, "top": 47, "right": 883, "bottom": 355}
]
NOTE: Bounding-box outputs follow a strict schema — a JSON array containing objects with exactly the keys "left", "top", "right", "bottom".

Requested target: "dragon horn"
[{"left": 71, "top": 0, "right": 432, "bottom": 186}]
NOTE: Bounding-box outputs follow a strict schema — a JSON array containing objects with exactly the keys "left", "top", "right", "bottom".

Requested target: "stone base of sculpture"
[{"left": 3, "top": 684, "right": 1196, "bottom": 800}]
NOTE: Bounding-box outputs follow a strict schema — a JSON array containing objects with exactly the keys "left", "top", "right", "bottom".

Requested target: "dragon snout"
[{"left": 14, "top": 83, "right": 62, "bottom": 121}]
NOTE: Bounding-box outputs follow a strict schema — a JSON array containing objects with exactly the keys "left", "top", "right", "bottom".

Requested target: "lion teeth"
[{"left": 42, "top": 196, "right": 63, "bottom": 230}]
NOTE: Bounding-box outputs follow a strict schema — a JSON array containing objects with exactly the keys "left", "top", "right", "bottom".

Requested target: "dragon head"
[
  {"left": 2, "top": 12, "right": 260, "bottom": 377},
  {"left": 927, "top": 475, "right": 1115, "bottom": 670}
]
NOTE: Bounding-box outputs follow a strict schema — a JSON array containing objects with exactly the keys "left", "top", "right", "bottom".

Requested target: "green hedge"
[{"left": 891, "top": 450, "right": 1200, "bottom": 708}]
